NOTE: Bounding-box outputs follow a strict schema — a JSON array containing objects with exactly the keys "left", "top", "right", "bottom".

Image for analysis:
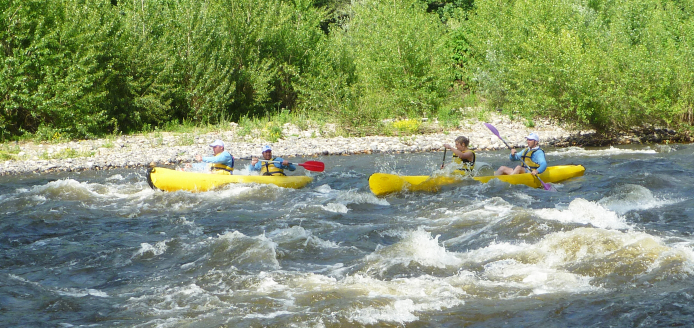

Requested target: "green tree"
[{"left": 453, "top": 0, "right": 694, "bottom": 132}]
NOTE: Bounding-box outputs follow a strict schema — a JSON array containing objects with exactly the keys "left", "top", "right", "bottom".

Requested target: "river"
[{"left": 2, "top": 144, "right": 694, "bottom": 327}]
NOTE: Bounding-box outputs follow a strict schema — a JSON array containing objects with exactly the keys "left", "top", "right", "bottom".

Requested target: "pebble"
[{"left": 0, "top": 114, "right": 689, "bottom": 175}]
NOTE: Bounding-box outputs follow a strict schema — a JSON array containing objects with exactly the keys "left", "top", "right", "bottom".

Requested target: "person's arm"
[
  {"left": 202, "top": 152, "right": 231, "bottom": 164},
  {"left": 509, "top": 149, "right": 521, "bottom": 161},
  {"left": 274, "top": 157, "right": 296, "bottom": 171},
  {"left": 533, "top": 150, "right": 548, "bottom": 174},
  {"left": 248, "top": 160, "right": 261, "bottom": 171}
]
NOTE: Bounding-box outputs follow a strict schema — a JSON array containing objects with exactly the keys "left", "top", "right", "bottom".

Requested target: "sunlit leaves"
[{"left": 454, "top": 0, "right": 694, "bottom": 132}]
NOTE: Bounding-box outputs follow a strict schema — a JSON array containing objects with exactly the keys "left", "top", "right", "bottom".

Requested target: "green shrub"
[{"left": 452, "top": 0, "right": 694, "bottom": 132}]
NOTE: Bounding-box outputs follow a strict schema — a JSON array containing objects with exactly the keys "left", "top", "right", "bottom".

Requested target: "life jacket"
[
  {"left": 453, "top": 150, "right": 475, "bottom": 173},
  {"left": 261, "top": 157, "right": 286, "bottom": 176},
  {"left": 520, "top": 148, "right": 542, "bottom": 170},
  {"left": 209, "top": 153, "right": 234, "bottom": 175}
]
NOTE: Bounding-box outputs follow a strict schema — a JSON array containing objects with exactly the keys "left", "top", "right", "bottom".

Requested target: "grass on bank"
[
  {"left": 0, "top": 104, "right": 490, "bottom": 160},
  {"left": 0, "top": 144, "right": 21, "bottom": 160}
]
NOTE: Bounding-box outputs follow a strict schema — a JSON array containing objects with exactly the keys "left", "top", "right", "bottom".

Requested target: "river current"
[{"left": 2, "top": 144, "right": 694, "bottom": 327}]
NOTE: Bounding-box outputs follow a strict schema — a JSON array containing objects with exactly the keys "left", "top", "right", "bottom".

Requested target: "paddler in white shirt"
[
  {"left": 194, "top": 139, "right": 235, "bottom": 174},
  {"left": 495, "top": 132, "right": 547, "bottom": 176},
  {"left": 443, "top": 136, "right": 475, "bottom": 174},
  {"left": 249, "top": 145, "right": 296, "bottom": 176}
]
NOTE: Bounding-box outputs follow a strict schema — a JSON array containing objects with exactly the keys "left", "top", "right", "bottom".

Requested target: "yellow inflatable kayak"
[
  {"left": 147, "top": 167, "right": 313, "bottom": 192},
  {"left": 369, "top": 165, "right": 585, "bottom": 196}
]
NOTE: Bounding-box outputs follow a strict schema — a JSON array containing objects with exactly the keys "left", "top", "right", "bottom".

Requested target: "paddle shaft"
[
  {"left": 483, "top": 123, "right": 513, "bottom": 150},
  {"left": 440, "top": 149, "right": 447, "bottom": 169},
  {"left": 535, "top": 175, "right": 556, "bottom": 191},
  {"left": 239, "top": 158, "right": 325, "bottom": 172},
  {"left": 484, "top": 123, "right": 555, "bottom": 191}
]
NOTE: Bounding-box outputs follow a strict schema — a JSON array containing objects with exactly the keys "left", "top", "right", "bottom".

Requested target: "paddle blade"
[
  {"left": 484, "top": 122, "right": 512, "bottom": 149},
  {"left": 483, "top": 123, "right": 501, "bottom": 138},
  {"left": 537, "top": 176, "right": 558, "bottom": 192},
  {"left": 297, "top": 161, "right": 325, "bottom": 172}
]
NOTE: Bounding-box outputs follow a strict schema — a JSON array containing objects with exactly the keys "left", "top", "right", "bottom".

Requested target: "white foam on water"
[
  {"left": 56, "top": 288, "right": 110, "bottom": 298},
  {"left": 535, "top": 198, "right": 631, "bottom": 230},
  {"left": 125, "top": 283, "right": 220, "bottom": 315},
  {"left": 5, "top": 178, "right": 171, "bottom": 218},
  {"left": 118, "top": 227, "right": 694, "bottom": 327},
  {"left": 267, "top": 225, "right": 312, "bottom": 244},
  {"left": 248, "top": 272, "right": 467, "bottom": 325},
  {"left": 458, "top": 227, "right": 694, "bottom": 296},
  {"left": 26, "top": 179, "right": 104, "bottom": 201},
  {"left": 479, "top": 256, "right": 597, "bottom": 296},
  {"left": 244, "top": 310, "right": 294, "bottom": 319},
  {"left": 548, "top": 146, "right": 657, "bottom": 158},
  {"left": 537, "top": 228, "right": 694, "bottom": 278},
  {"left": 132, "top": 240, "right": 169, "bottom": 259},
  {"left": 211, "top": 231, "right": 281, "bottom": 270},
  {"left": 267, "top": 225, "right": 341, "bottom": 249},
  {"left": 364, "top": 228, "right": 464, "bottom": 273},
  {"left": 348, "top": 299, "right": 421, "bottom": 324},
  {"left": 105, "top": 174, "right": 125, "bottom": 181},
  {"left": 144, "top": 183, "right": 279, "bottom": 214},
  {"left": 257, "top": 273, "right": 283, "bottom": 290},
  {"left": 320, "top": 202, "right": 350, "bottom": 213},
  {"left": 330, "top": 187, "right": 390, "bottom": 206},
  {"left": 209, "top": 183, "right": 257, "bottom": 198},
  {"left": 314, "top": 184, "right": 333, "bottom": 194},
  {"left": 431, "top": 197, "right": 514, "bottom": 245},
  {"left": 597, "top": 184, "right": 678, "bottom": 215},
  {"left": 309, "top": 185, "right": 389, "bottom": 213},
  {"left": 9, "top": 274, "right": 110, "bottom": 298},
  {"left": 342, "top": 275, "right": 467, "bottom": 325}
]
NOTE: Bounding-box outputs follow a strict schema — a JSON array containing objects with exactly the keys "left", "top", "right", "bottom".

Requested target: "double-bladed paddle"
[
  {"left": 247, "top": 159, "right": 325, "bottom": 172},
  {"left": 483, "top": 123, "right": 512, "bottom": 149},
  {"left": 290, "top": 160, "right": 325, "bottom": 172},
  {"left": 483, "top": 123, "right": 556, "bottom": 191}
]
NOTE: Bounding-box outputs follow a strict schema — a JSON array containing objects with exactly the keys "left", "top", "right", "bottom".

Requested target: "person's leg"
[
  {"left": 495, "top": 166, "right": 514, "bottom": 175},
  {"left": 511, "top": 166, "right": 526, "bottom": 175}
]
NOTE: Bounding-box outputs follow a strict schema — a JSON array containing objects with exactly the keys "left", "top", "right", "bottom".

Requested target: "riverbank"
[{"left": 1, "top": 114, "right": 690, "bottom": 175}]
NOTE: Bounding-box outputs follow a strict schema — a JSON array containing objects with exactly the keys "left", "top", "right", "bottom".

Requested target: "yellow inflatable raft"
[
  {"left": 147, "top": 167, "right": 313, "bottom": 192},
  {"left": 368, "top": 165, "right": 585, "bottom": 196}
]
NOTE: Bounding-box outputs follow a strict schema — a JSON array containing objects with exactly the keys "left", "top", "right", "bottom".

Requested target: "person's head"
[
  {"left": 261, "top": 145, "right": 272, "bottom": 160},
  {"left": 209, "top": 139, "right": 225, "bottom": 155},
  {"left": 525, "top": 133, "right": 539, "bottom": 147},
  {"left": 455, "top": 136, "right": 469, "bottom": 148}
]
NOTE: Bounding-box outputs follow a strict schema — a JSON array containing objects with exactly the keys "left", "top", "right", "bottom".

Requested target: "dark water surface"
[{"left": 2, "top": 144, "right": 694, "bottom": 327}]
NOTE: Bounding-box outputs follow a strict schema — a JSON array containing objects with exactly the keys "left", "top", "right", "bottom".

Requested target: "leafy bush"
[
  {"left": 392, "top": 119, "right": 421, "bottom": 134},
  {"left": 297, "top": 0, "right": 453, "bottom": 131},
  {"left": 453, "top": 0, "right": 694, "bottom": 132},
  {"left": 2, "top": 0, "right": 693, "bottom": 141}
]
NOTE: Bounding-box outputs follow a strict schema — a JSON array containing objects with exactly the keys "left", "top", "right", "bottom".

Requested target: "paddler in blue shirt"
[
  {"left": 443, "top": 136, "right": 475, "bottom": 174},
  {"left": 249, "top": 145, "right": 296, "bottom": 176},
  {"left": 194, "top": 139, "right": 235, "bottom": 174},
  {"left": 495, "top": 132, "right": 547, "bottom": 176}
]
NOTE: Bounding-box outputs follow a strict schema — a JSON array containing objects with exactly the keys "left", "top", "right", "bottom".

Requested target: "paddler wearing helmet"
[
  {"left": 494, "top": 132, "right": 547, "bottom": 176},
  {"left": 249, "top": 145, "right": 296, "bottom": 176}
]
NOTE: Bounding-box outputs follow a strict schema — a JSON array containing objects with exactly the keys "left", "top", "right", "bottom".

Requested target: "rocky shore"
[{"left": 1, "top": 114, "right": 690, "bottom": 175}]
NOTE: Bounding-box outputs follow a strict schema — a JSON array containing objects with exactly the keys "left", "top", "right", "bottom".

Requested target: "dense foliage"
[
  {"left": 455, "top": 0, "right": 694, "bottom": 131},
  {"left": 1, "top": 0, "right": 692, "bottom": 140}
]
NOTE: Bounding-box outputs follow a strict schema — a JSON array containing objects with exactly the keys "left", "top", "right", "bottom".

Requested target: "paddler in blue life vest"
[
  {"left": 443, "top": 136, "right": 475, "bottom": 173},
  {"left": 249, "top": 145, "right": 296, "bottom": 176},
  {"left": 193, "top": 139, "right": 235, "bottom": 174},
  {"left": 495, "top": 132, "right": 547, "bottom": 176}
]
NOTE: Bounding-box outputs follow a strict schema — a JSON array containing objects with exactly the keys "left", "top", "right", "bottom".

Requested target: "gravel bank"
[{"left": 1, "top": 114, "right": 689, "bottom": 175}]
